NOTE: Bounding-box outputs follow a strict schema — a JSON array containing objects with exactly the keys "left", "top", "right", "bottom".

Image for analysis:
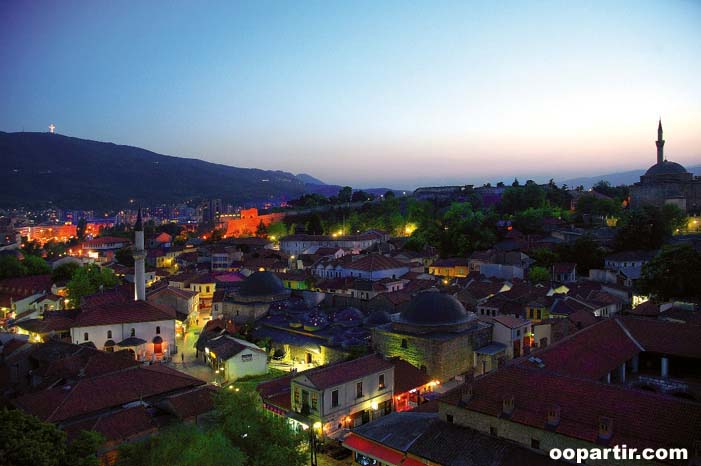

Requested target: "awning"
[
  {"left": 152, "top": 336, "right": 163, "bottom": 344},
  {"left": 343, "top": 433, "right": 405, "bottom": 466},
  {"left": 104, "top": 339, "right": 116, "bottom": 347},
  {"left": 117, "top": 337, "right": 147, "bottom": 347}
]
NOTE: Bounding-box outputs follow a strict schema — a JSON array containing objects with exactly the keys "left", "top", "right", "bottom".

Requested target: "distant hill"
[
  {"left": 295, "top": 173, "right": 326, "bottom": 185},
  {"left": 560, "top": 164, "right": 701, "bottom": 189},
  {"left": 0, "top": 131, "right": 316, "bottom": 209}
]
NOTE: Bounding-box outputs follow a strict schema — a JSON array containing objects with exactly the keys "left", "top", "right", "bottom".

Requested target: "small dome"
[
  {"left": 334, "top": 307, "right": 365, "bottom": 324},
  {"left": 399, "top": 291, "right": 469, "bottom": 326},
  {"left": 645, "top": 161, "right": 688, "bottom": 176},
  {"left": 365, "top": 310, "right": 391, "bottom": 325},
  {"left": 238, "top": 271, "right": 286, "bottom": 297}
]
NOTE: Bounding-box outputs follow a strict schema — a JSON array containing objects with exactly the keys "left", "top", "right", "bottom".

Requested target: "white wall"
[
  {"left": 70, "top": 319, "right": 176, "bottom": 357},
  {"left": 224, "top": 349, "right": 267, "bottom": 381}
]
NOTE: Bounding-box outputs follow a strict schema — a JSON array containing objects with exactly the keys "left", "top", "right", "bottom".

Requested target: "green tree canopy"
[
  {"left": 115, "top": 247, "right": 135, "bottom": 267},
  {"left": 66, "top": 264, "right": 119, "bottom": 305},
  {"left": 0, "top": 255, "right": 27, "bottom": 279},
  {"left": 0, "top": 409, "right": 103, "bottom": 466},
  {"left": 555, "top": 235, "right": 605, "bottom": 274},
  {"left": 23, "top": 255, "right": 51, "bottom": 275},
  {"left": 614, "top": 204, "right": 687, "bottom": 251},
  {"left": 116, "top": 424, "right": 245, "bottom": 466},
  {"left": 529, "top": 266, "right": 551, "bottom": 283},
  {"left": 215, "top": 390, "right": 307, "bottom": 466},
  {"left": 337, "top": 186, "right": 353, "bottom": 204},
  {"left": 637, "top": 244, "right": 701, "bottom": 302},
  {"left": 52, "top": 262, "right": 81, "bottom": 282}
]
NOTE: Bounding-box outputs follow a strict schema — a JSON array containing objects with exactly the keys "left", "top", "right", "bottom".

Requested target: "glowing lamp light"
[
  {"left": 313, "top": 421, "right": 322, "bottom": 430},
  {"left": 371, "top": 401, "right": 379, "bottom": 410}
]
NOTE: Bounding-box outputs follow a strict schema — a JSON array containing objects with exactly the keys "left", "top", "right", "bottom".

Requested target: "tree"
[
  {"left": 23, "top": 255, "right": 51, "bottom": 275},
  {"left": 215, "top": 390, "right": 307, "bottom": 466},
  {"left": 66, "top": 265, "right": 119, "bottom": 305},
  {"left": 0, "top": 255, "right": 27, "bottom": 279},
  {"left": 76, "top": 218, "right": 88, "bottom": 241},
  {"left": 116, "top": 424, "right": 245, "bottom": 466},
  {"left": 255, "top": 221, "right": 268, "bottom": 238},
  {"left": 306, "top": 214, "right": 324, "bottom": 235},
  {"left": 52, "top": 262, "right": 80, "bottom": 282},
  {"left": 614, "top": 204, "right": 687, "bottom": 251},
  {"left": 44, "top": 240, "right": 68, "bottom": 260},
  {"left": 351, "top": 190, "right": 373, "bottom": 203},
  {"left": 0, "top": 409, "right": 103, "bottom": 466},
  {"left": 21, "top": 239, "right": 43, "bottom": 257},
  {"left": 384, "top": 190, "right": 395, "bottom": 200},
  {"left": 637, "top": 244, "right": 701, "bottom": 302},
  {"left": 528, "top": 266, "right": 550, "bottom": 283},
  {"left": 529, "top": 247, "right": 560, "bottom": 269},
  {"left": 267, "top": 222, "right": 288, "bottom": 240},
  {"left": 338, "top": 186, "right": 353, "bottom": 204},
  {"left": 115, "top": 247, "right": 135, "bottom": 267},
  {"left": 555, "top": 235, "right": 605, "bottom": 274}
]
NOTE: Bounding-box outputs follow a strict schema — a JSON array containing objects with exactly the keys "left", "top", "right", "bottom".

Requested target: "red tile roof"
[
  {"left": 63, "top": 406, "right": 157, "bottom": 443},
  {"left": 346, "top": 254, "right": 408, "bottom": 272},
  {"left": 443, "top": 366, "right": 701, "bottom": 452},
  {"left": 620, "top": 317, "right": 701, "bottom": 359},
  {"left": 298, "top": 354, "right": 394, "bottom": 390},
  {"left": 392, "top": 359, "right": 432, "bottom": 394},
  {"left": 492, "top": 315, "right": 530, "bottom": 329},
  {"left": 525, "top": 319, "right": 641, "bottom": 380},
  {"left": 13, "top": 364, "right": 205, "bottom": 422},
  {"left": 74, "top": 300, "right": 175, "bottom": 327},
  {"left": 161, "top": 385, "right": 217, "bottom": 420}
]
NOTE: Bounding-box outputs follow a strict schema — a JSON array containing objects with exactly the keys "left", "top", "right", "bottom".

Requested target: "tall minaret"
[
  {"left": 133, "top": 209, "right": 146, "bottom": 301},
  {"left": 656, "top": 119, "right": 665, "bottom": 164}
]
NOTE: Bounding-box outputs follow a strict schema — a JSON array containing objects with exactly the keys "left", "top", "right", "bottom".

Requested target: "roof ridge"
[{"left": 614, "top": 318, "right": 645, "bottom": 352}]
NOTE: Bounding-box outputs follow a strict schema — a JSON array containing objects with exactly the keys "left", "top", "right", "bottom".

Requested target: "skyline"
[{"left": 2, "top": 1, "right": 700, "bottom": 188}]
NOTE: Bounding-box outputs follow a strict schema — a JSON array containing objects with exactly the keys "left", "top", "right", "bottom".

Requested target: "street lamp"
[{"left": 308, "top": 422, "right": 322, "bottom": 466}]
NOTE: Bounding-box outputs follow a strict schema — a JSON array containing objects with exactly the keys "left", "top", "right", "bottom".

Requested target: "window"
[
  {"left": 401, "top": 339, "right": 408, "bottom": 349},
  {"left": 206, "top": 286, "right": 210, "bottom": 293},
  {"left": 293, "top": 388, "right": 300, "bottom": 405},
  {"left": 130, "top": 328, "right": 135, "bottom": 337},
  {"left": 356, "top": 382, "right": 363, "bottom": 398},
  {"left": 241, "top": 354, "right": 253, "bottom": 362},
  {"left": 311, "top": 393, "right": 318, "bottom": 411},
  {"left": 332, "top": 390, "right": 339, "bottom": 407},
  {"left": 446, "top": 414, "right": 454, "bottom": 424},
  {"left": 490, "top": 426, "right": 497, "bottom": 437},
  {"left": 83, "top": 332, "right": 89, "bottom": 341},
  {"left": 107, "top": 330, "right": 112, "bottom": 339},
  {"left": 531, "top": 438, "right": 540, "bottom": 450},
  {"left": 379, "top": 374, "right": 385, "bottom": 389},
  {"left": 156, "top": 326, "right": 161, "bottom": 334}
]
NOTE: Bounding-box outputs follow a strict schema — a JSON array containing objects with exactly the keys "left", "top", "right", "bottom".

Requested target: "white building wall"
[
  {"left": 70, "top": 319, "right": 176, "bottom": 357},
  {"left": 224, "top": 349, "right": 268, "bottom": 381}
]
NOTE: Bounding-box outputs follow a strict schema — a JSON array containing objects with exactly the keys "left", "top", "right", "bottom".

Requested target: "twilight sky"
[{"left": 1, "top": 0, "right": 700, "bottom": 188}]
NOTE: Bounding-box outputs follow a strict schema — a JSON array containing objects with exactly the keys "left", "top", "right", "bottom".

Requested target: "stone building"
[
  {"left": 218, "top": 271, "right": 290, "bottom": 323},
  {"left": 371, "top": 291, "right": 491, "bottom": 381},
  {"left": 630, "top": 120, "right": 701, "bottom": 214}
]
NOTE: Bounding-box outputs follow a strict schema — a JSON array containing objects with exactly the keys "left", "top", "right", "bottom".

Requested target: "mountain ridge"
[{"left": 0, "top": 131, "right": 313, "bottom": 209}]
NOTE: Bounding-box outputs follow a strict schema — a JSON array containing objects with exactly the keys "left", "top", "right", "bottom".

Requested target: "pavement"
[{"left": 167, "top": 325, "right": 218, "bottom": 383}]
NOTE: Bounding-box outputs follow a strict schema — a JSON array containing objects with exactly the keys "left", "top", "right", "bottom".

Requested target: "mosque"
[{"left": 630, "top": 120, "right": 701, "bottom": 214}]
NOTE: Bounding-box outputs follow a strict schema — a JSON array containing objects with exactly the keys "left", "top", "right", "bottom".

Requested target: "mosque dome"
[
  {"left": 645, "top": 160, "right": 688, "bottom": 176},
  {"left": 365, "top": 309, "right": 392, "bottom": 325},
  {"left": 398, "top": 291, "right": 470, "bottom": 327},
  {"left": 238, "top": 271, "right": 287, "bottom": 297}
]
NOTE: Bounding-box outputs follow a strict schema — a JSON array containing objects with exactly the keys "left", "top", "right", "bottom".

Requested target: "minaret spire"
[
  {"left": 655, "top": 118, "right": 665, "bottom": 164},
  {"left": 133, "top": 208, "right": 146, "bottom": 301}
]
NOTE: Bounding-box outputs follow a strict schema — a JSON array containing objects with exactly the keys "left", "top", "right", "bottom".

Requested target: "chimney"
[
  {"left": 546, "top": 405, "right": 561, "bottom": 427},
  {"left": 502, "top": 395, "right": 515, "bottom": 416},
  {"left": 460, "top": 384, "right": 474, "bottom": 404},
  {"left": 598, "top": 416, "right": 613, "bottom": 441}
]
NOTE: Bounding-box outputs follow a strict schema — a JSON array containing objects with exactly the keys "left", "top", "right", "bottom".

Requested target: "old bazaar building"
[
  {"left": 372, "top": 291, "right": 492, "bottom": 381},
  {"left": 258, "top": 354, "right": 433, "bottom": 437}
]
